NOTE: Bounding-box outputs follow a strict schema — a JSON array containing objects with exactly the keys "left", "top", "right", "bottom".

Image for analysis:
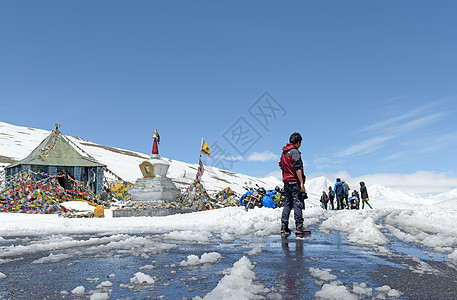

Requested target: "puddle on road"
[
  {"left": 0, "top": 225, "right": 434, "bottom": 299},
  {"left": 251, "top": 227, "right": 403, "bottom": 299}
]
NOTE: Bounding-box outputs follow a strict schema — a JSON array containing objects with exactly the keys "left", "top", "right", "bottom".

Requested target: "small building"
[{"left": 5, "top": 125, "right": 106, "bottom": 194}]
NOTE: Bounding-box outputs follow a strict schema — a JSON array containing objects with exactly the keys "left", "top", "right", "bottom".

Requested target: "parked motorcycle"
[
  {"left": 273, "top": 186, "right": 285, "bottom": 208},
  {"left": 240, "top": 184, "right": 267, "bottom": 211}
]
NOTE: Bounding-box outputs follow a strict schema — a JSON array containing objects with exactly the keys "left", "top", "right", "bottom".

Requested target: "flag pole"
[
  {"left": 199, "top": 138, "right": 203, "bottom": 160},
  {"left": 195, "top": 138, "right": 203, "bottom": 183},
  {"left": 196, "top": 138, "right": 211, "bottom": 183},
  {"left": 193, "top": 138, "right": 205, "bottom": 203},
  {"left": 198, "top": 138, "right": 204, "bottom": 175}
]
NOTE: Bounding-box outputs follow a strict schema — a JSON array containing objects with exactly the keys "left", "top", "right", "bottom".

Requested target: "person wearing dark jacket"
[
  {"left": 334, "top": 178, "right": 345, "bottom": 210},
  {"left": 360, "top": 181, "right": 372, "bottom": 209},
  {"left": 320, "top": 191, "right": 329, "bottom": 210},
  {"left": 328, "top": 186, "right": 335, "bottom": 210},
  {"left": 279, "top": 132, "right": 310, "bottom": 236}
]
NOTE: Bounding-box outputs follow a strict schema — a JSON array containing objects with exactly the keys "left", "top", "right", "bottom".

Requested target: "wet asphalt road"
[{"left": 0, "top": 223, "right": 456, "bottom": 299}]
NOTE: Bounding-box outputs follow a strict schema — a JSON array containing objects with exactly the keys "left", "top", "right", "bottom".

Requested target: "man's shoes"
[
  {"left": 281, "top": 225, "right": 291, "bottom": 235},
  {"left": 295, "top": 224, "right": 311, "bottom": 237}
]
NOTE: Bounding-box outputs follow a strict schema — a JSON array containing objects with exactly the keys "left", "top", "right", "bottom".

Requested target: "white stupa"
[{"left": 128, "top": 130, "right": 180, "bottom": 203}]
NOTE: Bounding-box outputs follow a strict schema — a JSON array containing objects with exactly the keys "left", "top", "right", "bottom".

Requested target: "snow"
[
  {"left": 245, "top": 247, "right": 262, "bottom": 256},
  {"left": 309, "top": 268, "right": 338, "bottom": 281},
  {"left": 352, "top": 282, "right": 373, "bottom": 298},
  {"left": 90, "top": 293, "right": 110, "bottom": 300},
  {"left": 1, "top": 205, "right": 457, "bottom": 257},
  {"left": 4, "top": 205, "right": 455, "bottom": 298},
  {"left": 201, "top": 256, "right": 268, "bottom": 299},
  {"left": 448, "top": 249, "right": 457, "bottom": 261},
  {"left": 310, "top": 267, "right": 404, "bottom": 299},
  {"left": 2, "top": 121, "right": 457, "bottom": 298},
  {"left": 180, "top": 252, "right": 222, "bottom": 266},
  {"left": 164, "top": 230, "right": 212, "bottom": 243},
  {"left": 139, "top": 264, "right": 155, "bottom": 270},
  {"left": 60, "top": 201, "right": 96, "bottom": 212},
  {"left": 100, "top": 281, "right": 113, "bottom": 287},
  {"left": 347, "top": 217, "right": 389, "bottom": 246},
  {"left": 315, "top": 281, "right": 357, "bottom": 300},
  {"left": 0, "top": 121, "right": 282, "bottom": 194},
  {"left": 3, "top": 121, "right": 456, "bottom": 201},
  {"left": 71, "top": 285, "right": 85, "bottom": 295},
  {"left": 129, "top": 272, "right": 155, "bottom": 284}
]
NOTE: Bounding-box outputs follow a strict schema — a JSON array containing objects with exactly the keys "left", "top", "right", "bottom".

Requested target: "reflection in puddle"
[{"left": 0, "top": 223, "right": 436, "bottom": 299}]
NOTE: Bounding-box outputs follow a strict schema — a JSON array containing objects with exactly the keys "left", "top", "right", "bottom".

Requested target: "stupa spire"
[{"left": 152, "top": 129, "right": 160, "bottom": 155}]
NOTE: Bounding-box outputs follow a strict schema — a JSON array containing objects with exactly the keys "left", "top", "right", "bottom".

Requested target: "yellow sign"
[
  {"left": 94, "top": 205, "right": 104, "bottom": 218},
  {"left": 139, "top": 161, "right": 154, "bottom": 178}
]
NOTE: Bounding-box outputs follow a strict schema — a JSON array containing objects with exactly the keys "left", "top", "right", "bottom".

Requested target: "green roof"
[{"left": 6, "top": 128, "right": 105, "bottom": 168}]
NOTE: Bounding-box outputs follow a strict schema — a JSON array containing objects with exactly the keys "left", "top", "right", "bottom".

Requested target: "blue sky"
[{"left": 1, "top": 1, "right": 457, "bottom": 192}]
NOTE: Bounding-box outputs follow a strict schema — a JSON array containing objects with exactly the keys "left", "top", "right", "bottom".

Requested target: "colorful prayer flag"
[
  {"left": 197, "top": 158, "right": 205, "bottom": 178},
  {"left": 201, "top": 139, "right": 211, "bottom": 156}
]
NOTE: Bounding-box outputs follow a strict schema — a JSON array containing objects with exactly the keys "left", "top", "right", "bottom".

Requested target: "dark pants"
[
  {"left": 329, "top": 197, "right": 334, "bottom": 210},
  {"left": 336, "top": 195, "right": 344, "bottom": 210},
  {"left": 281, "top": 182, "right": 304, "bottom": 227},
  {"left": 322, "top": 202, "right": 328, "bottom": 210}
]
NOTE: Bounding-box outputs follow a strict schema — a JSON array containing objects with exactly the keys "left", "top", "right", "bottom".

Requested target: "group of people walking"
[{"left": 320, "top": 178, "right": 372, "bottom": 210}]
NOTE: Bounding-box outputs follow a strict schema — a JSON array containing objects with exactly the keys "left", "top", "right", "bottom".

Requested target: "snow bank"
[
  {"left": 2, "top": 204, "right": 457, "bottom": 261},
  {"left": 347, "top": 217, "right": 389, "bottom": 246},
  {"left": 32, "top": 252, "right": 73, "bottom": 264},
  {"left": 5, "top": 234, "right": 125, "bottom": 257},
  {"left": 320, "top": 210, "right": 389, "bottom": 246},
  {"left": 164, "top": 230, "right": 212, "bottom": 243},
  {"left": 385, "top": 208, "right": 457, "bottom": 251},
  {"left": 2, "top": 234, "right": 177, "bottom": 264}
]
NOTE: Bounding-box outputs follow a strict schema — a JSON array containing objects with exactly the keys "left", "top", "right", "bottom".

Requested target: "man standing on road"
[
  {"left": 279, "top": 132, "right": 310, "bottom": 236},
  {"left": 334, "top": 178, "right": 346, "bottom": 210}
]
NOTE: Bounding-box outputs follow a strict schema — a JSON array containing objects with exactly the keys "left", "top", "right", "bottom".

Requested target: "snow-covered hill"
[
  {"left": 305, "top": 176, "right": 333, "bottom": 198},
  {"left": 0, "top": 122, "right": 282, "bottom": 195},
  {"left": 1, "top": 121, "right": 457, "bottom": 209},
  {"left": 428, "top": 188, "right": 457, "bottom": 209},
  {"left": 367, "top": 184, "right": 424, "bottom": 209}
]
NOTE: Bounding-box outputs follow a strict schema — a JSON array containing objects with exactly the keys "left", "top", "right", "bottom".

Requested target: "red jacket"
[{"left": 279, "top": 143, "right": 305, "bottom": 183}]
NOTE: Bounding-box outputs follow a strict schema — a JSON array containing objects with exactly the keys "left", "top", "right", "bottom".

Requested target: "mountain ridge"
[{"left": 1, "top": 121, "right": 457, "bottom": 208}]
